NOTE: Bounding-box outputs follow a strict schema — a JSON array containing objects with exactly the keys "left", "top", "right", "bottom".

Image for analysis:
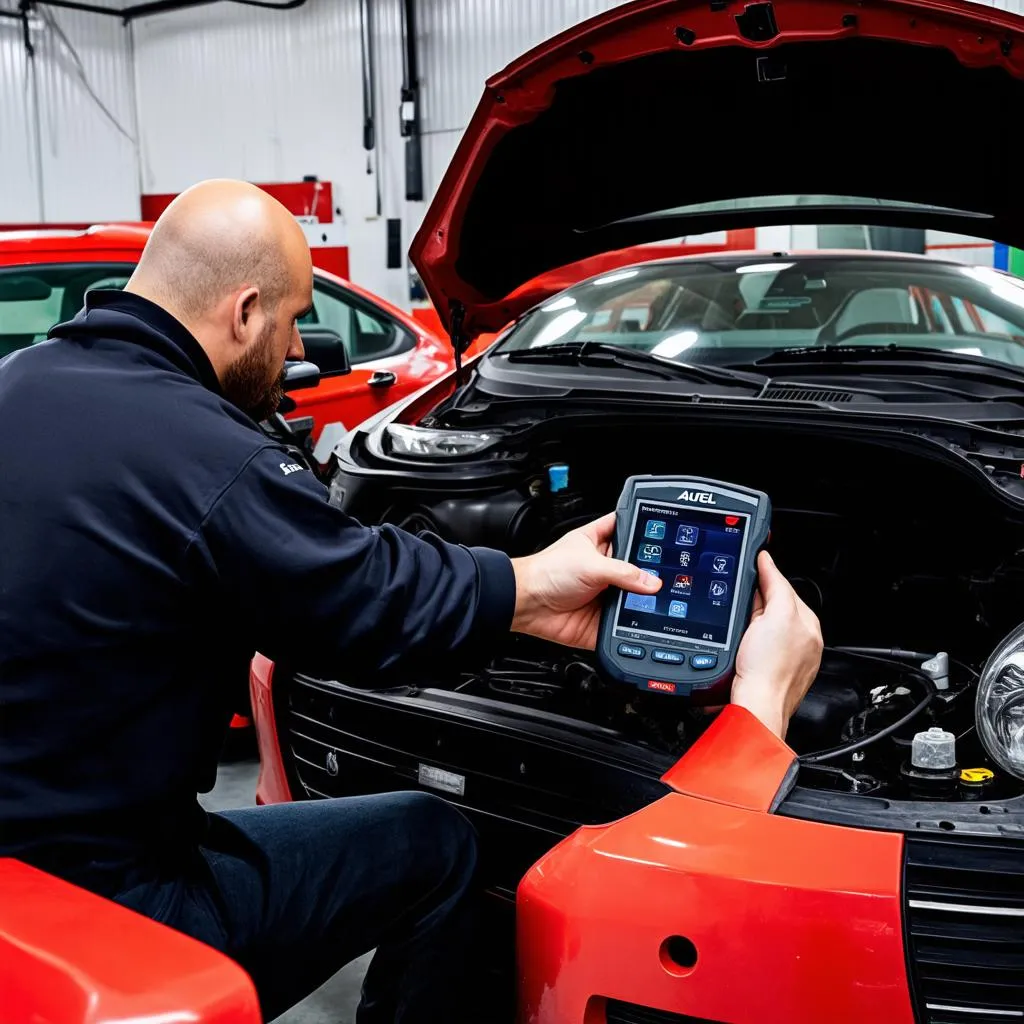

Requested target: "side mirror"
[
  {"left": 298, "top": 326, "right": 352, "bottom": 376},
  {"left": 283, "top": 359, "right": 321, "bottom": 392}
]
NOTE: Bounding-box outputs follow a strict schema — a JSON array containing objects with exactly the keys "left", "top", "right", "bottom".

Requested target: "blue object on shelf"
[
  {"left": 995, "top": 243, "right": 1010, "bottom": 271},
  {"left": 548, "top": 463, "right": 570, "bottom": 493}
]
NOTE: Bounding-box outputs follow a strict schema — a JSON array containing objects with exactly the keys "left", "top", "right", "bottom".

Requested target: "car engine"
[{"left": 374, "top": 415, "right": 1024, "bottom": 803}]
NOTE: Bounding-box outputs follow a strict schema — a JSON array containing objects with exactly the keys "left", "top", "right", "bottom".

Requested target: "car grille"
[
  {"left": 604, "top": 1002, "right": 724, "bottom": 1024},
  {"left": 904, "top": 834, "right": 1024, "bottom": 1024}
]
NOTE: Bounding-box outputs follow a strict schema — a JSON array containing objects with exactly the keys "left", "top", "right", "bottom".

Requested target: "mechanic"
[{"left": 0, "top": 180, "right": 822, "bottom": 1023}]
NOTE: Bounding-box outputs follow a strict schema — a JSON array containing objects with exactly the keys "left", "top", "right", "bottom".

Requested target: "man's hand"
[
  {"left": 731, "top": 550, "right": 823, "bottom": 740},
  {"left": 510, "top": 512, "right": 660, "bottom": 649}
]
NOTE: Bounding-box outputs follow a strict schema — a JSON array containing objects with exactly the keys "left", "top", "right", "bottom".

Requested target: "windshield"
[
  {"left": 499, "top": 257, "right": 1024, "bottom": 369},
  {"left": 0, "top": 263, "right": 134, "bottom": 359}
]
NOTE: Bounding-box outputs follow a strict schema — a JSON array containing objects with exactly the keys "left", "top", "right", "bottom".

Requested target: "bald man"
[{"left": 0, "top": 181, "right": 822, "bottom": 1021}]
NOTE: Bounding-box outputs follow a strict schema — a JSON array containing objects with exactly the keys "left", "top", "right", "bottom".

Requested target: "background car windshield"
[
  {"left": 0, "top": 264, "right": 133, "bottom": 359},
  {"left": 499, "top": 257, "right": 1024, "bottom": 368}
]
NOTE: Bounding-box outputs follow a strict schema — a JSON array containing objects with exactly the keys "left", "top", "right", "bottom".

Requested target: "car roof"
[
  {"left": 0, "top": 222, "right": 433, "bottom": 337},
  {"left": 0, "top": 223, "right": 152, "bottom": 264}
]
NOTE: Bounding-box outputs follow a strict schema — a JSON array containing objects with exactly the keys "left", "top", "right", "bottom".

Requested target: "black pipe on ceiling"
[{"left": 19, "top": 0, "right": 306, "bottom": 22}]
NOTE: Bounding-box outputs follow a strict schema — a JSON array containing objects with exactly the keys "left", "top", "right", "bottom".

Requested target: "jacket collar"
[{"left": 50, "top": 290, "right": 223, "bottom": 396}]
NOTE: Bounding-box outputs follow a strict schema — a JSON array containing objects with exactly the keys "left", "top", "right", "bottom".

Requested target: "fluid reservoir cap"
[
  {"left": 912, "top": 726, "right": 957, "bottom": 770},
  {"left": 548, "top": 463, "right": 570, "bottom": 493},
  {"left": 960, "top": 767, "right": 994, "bottom": 784}
]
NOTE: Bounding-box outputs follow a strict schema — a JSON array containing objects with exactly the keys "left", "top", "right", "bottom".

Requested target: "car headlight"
[
  {"left": 385, "top": 424, "right": 496, "bottom": 457},
  {"left": 976, "top": 623, "right": 1024, "bottom": 780}
]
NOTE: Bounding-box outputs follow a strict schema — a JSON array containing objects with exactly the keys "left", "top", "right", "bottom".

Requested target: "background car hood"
[{"left": 410, "top": 0, "right": 1024, "bottom": 341}]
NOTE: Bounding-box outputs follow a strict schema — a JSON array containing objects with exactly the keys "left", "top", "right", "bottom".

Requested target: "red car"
[
  {"left": 0, "top": 222, "right": 463, "bottom": 452},
  {"left": 251, "top": 2, "right": 1024, "bottom": 1023}
]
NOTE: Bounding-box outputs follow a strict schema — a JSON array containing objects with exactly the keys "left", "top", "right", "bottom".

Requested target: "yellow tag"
[{"left": 960, "top": 767, "right": 994, "bottom": 783}]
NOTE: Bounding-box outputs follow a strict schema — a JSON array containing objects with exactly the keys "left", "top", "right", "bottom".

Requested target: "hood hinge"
[{"left": 449, "top": 299, "right": 469, "bottom": 386}]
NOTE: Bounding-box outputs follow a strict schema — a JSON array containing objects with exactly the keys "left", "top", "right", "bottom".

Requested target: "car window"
[
  {"left": 975, "top": 306, "right": 1022, "bottom": 339},
  {"left": 301, "top": 280, "right": 414, "bottom": 368},
  {"left": 0, "top": 263, "right": 134, "bottom": 359},
  {"left": 500, "top": 257, "right": 1024, "bottom": 368}
]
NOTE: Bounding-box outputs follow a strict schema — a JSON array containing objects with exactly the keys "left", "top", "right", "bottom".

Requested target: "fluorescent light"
[
  {"left": 650, "top": 330, "right": 700, "bottom": 358},
  {"left": 592, "top": 268, "right": 639, "bottom": 286},
  {"left": 736, "top": 262, "right": 794, "bottom": 274},
  {"left": 541, "top": 295, "right": 577, "bottom": 312},
  {"left": 531, "top": 309, "right": 587, "bottom": 346}
]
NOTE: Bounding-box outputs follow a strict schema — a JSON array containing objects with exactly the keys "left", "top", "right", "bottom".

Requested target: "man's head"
[{"left": 125, "top": 179, "right": 313, "bottom": 421}]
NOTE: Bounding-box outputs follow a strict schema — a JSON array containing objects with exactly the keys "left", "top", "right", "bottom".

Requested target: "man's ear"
[{"left": 232, "top": 287, "right": 261, "bottom": 344}]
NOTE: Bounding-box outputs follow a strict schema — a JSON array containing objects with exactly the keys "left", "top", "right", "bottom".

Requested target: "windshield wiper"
[
  {"left": 751, "top": 344, "right": 1024, "bottom": 385},
  {"left": 504, "top": 342, "right": 766, "bottom": 389}
]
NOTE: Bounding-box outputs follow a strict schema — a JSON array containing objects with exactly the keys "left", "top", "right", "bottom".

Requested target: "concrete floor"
[{"left": 198, "top": 756, "right": 371, "bottom": 1023}]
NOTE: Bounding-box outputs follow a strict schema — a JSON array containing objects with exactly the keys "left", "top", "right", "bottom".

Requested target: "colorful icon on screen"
[
  {"left": 710, "top": 554, "right": 735, "bottom": 575},
  {"left": 625, "top": 593, "right": 658, "bottom": 613},
  {"left": 724, "top": 515, "right": 740, "bottom": 526},
  {"left": 642, "top": 568, "right": 660, "bottom": 579},
  {"left": 672, "top": 574, "right": 693, "bottom": 595},
  {"left": 678, "top": 551, "right": 692, "bottom": 568},
  {"left": 638, "top": 544, "right": 662, "bottom": 563},
  {"left": 709, "top": 580, "right": 729, "bottom": 600},
  {"left": 644, "top": 520, "right": 666, "bottom": 541},
  {"left": 668, "top": 600, "right": 689, "bottom": 618},
  {"left": 675, "top": 525, "right": 699, "bottom": 547}
]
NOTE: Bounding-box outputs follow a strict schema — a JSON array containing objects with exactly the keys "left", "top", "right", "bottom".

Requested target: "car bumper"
[
  {"left": 516, "top": 790, "right": 911, "bottom": 1023},
  {"left": 516, "top": 706, "right": 914, "bottom": 1023},
  {"left": 252, "top": 662, "right": 917, "bottom": 1023}
]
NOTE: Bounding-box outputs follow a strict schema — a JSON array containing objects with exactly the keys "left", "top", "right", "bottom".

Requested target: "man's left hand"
[{"left": 510, "top": 512, "right": 661, "bottom": 649}]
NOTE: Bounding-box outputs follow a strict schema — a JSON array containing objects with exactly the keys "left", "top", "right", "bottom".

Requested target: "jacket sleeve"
[{"left": 187, "top": 447, "right": 516, "bottom": 681}]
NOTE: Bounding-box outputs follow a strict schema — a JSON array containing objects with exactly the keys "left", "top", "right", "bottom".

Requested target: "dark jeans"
[{"left": 112, "top": 792, "right": 483, "bottom": 1023}]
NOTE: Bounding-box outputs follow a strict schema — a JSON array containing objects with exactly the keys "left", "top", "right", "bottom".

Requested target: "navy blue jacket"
[{"left": 0, "top": 291, "right": 515, "bottom": 893}]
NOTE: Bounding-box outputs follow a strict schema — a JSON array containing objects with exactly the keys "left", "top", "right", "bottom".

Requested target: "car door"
[{"left": 291, "top": 276, "right": 447, "bottom": 454}]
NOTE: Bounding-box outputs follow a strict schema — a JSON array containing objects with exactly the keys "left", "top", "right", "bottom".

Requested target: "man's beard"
[{"left": 222, "top": 319, "right": 286, "bottom": 422}]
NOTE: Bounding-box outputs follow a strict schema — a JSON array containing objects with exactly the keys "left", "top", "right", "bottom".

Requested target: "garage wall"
[
  {"left": 1, "top": 0, "right": 1020, "bottom": 298},
  {"left": 0, "top": 0, "right": 137, "bottom": 222},
  {"left": 131, "top": 0, "right": 404, "bottom": 303},
  {"left": 129, "top": 0, "right": 623, "bottom": 307},
  {"left": 982, "top": 0, "right": 1024, "bottom": 13}
]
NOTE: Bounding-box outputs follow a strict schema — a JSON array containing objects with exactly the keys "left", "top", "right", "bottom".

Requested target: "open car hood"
[{"left": 410, "top": 0, "right": 1024, "bottom": 342}]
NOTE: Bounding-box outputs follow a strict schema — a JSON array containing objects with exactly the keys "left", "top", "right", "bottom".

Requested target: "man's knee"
[
  {"left": 398, "top": 791, "right": 478, "bottom": 859},
  {"left": 393, "top": 791, "right": 478, "bottom": 893}
]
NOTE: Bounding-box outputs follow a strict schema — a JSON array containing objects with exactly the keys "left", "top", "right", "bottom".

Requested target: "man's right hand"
[{"left": 731, "top": 550, "right": 823, "bottom": 740}]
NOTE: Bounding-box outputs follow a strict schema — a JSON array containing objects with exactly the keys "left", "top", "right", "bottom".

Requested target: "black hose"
[
  {"left": 799, "top": 649, "right": 937, "bottom": 765},
  {"left": 833, "top": 646, "right": 935, "bottom": 661}
]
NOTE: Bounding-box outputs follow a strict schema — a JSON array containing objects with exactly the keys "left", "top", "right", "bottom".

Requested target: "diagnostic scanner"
[{"left": 597, "top": 475, "right": 771, "bottom": 704}]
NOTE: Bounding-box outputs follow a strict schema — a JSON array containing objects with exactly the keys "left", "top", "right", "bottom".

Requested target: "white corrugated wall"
[
  {"left": 0, "top": 0, "right": 137, "bottom": 222},
  {"left": 976, "top": 0, "right": 1024, "bottom": 14},
  {"left": 1, "top": 0, "right": 1022, "bottom": 293},
  {"left": 127, "top": 0, "right": 627, "bottom": 305}
]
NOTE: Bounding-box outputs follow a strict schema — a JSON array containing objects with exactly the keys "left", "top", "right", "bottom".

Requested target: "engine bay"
[
  {"left": 447, "top": 636, "right": 1021, "bottom": 803},
  {"left": 363, "top": 415, "right": 1024, "bottom": 804}
]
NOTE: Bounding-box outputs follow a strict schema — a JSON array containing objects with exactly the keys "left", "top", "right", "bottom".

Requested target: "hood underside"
[{"left": 410, "top": 0, "right": 1024, "bottom": 339}]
